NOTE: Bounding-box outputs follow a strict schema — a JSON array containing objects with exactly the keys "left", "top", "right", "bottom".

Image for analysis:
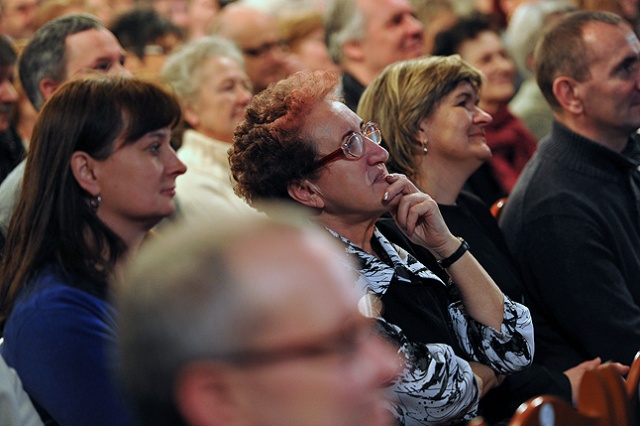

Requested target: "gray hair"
[
  {"left": 505, "top": 0, "right": 575, "bottom": 79},
  {"left": 160, "top": 35, "right": 246, "bottom": 107},
  {"left": 324, "top": 0, "right": 367, "bottom": 64},
  {"left": 18, "top": 13, "right": 104, "bottom": 111},
  {"left": 115, "top": 207, "right": 324, "bottom": 425}
]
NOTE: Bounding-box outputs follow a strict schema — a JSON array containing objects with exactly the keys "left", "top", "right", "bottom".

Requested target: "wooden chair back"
[
  {"left": 626, "top": 351, "right": 640, "bottom": 426},
  {"left": 578, "top": 363, "right": 631, "bottom": 426},
  {"left": 508, "top": 395, "right": 599, "bottom": 426}
]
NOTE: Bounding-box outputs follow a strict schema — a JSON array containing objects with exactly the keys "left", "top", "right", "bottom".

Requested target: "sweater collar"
[{"left": 541, "top": 121, "right": 640, "bottom": 182}]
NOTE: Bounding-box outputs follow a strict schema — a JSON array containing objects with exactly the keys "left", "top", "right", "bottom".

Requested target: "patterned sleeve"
[
  {"left": 376, "top": 319, "right": 480, "bottom": 426},
  {"left": 448, "top": 296, "right": 534, "bottom": 374}
]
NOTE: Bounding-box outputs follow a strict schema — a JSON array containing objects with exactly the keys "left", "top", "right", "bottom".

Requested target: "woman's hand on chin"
[{"left": 386, "top": 175, "right": 458, "bottom": 255}]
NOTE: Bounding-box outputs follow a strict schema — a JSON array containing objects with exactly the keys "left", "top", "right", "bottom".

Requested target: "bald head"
[{"left": 210, "top": 3, "right": 288, "bottom": 92}]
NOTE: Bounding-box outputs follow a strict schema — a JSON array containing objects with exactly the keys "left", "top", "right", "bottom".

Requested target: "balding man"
[
  {"left": 116, "top": 210, "right": 401, "bottom": 426},
  {"left": 209, "top": 2, "right": 288, "bottom": 94}
]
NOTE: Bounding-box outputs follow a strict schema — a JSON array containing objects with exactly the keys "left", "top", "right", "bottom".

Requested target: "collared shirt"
[{"left": 176, "top": 130, "right": 255, "bottom": 220}]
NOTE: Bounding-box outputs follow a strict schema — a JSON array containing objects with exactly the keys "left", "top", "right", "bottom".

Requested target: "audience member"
[
  {"left": 228, "top": 69, "right": 534, "bottom": 425},
  {"left": 0, "top": 75, "right": 186, "bottom": 426},
  {"left": 116, "top": 208, "right": 401, "bottom": 426},
  {"left": 0, "top": 36, "right": 23, "bottom": 185},
  {"left": 506, "top": 0, "right": 576, "bottom": 141},
  {"left": 161, "top": 35, "right": 254, "bottom": 218},
  {"left": 110, "top": 7, "right": 185, "bottom": 77},
  {"left": 0, "top": 0, "right": 39, "bottom": 41},
  {"left": 499, "top": 10, "right": 640, "bottom": 370},
  {"left": 209, "top": 1, "right": 289, "bottom": 93},
  {"left": 278, "top": 10, "right": 340, "bottom": 73},
  {"left": 0, "top": 13, "right": 129, "bottom": 238},
  {"left": 358, "top": 54, "right": 627, "bottom": 422},
  {"left": 434, "top": 14, "right": 537, "bottom": 207},
  {"left": 324, "top": 0, "right": 424, "bottom": 111},
  {"left": 411, "top": 0, "right": 458, "bottom": 55}
]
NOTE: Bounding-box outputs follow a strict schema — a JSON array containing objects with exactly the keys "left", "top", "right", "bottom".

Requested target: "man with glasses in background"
[
  {"left": 209, "top": 1, "right": 290, "bottom": 94},
  {"left": 324, "top": 0, "right": 425, "bottom": 111},
  {"left": 115, "top": 210, "right": 401, "bottom": 426}
]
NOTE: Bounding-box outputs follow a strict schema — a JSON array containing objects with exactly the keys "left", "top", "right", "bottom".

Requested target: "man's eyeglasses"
[
  {"left": 242, "top": 40, "right": 289, "bottom": 58},
  {"left": 209, "top": 317, "right": 381, "bottom": 368},
  {"left": 315, "top": 122, "right": 382, "bottom": 169}
]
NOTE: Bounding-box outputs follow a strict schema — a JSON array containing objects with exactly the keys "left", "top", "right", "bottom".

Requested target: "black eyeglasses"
[
  {"left": 241, "top": 40, "right": 289, "bottom": 57},
  {"left": 315, "top": 122, "right": 382, "bottom": 168}
]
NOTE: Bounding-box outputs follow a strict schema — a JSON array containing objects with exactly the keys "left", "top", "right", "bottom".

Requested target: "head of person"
[
  {"left": 109, "top": 7, "right": 185, "bottom": 61},
  {"left": 116, "top": 210, "right": 400, "bottom": 426},
  {"left": 0, "top": 35, "right": 17, "bottom": 132},
  {"left": 0, "top": 75, "right": 186, "bottom": 327},
  {"left": 230, "top": 70, "right": 392, "bottom": 221},
  {"left": 433, "top": 13, "right": 516, "bottom": 112},
  {"left": 278, "top": 10, "right": 340, "bottom": 73},
  {"left": 18, "top": 13, "right": 128, "bottom": 112},
  {"left": 0, "top": 0, "right": 39, "bottom": 40},
  {"left": 411, "top": 0, "right": 458, "bottom": 55},
  {"left": 358, "top": 55, "right": 492, "bottom": 182},
  {"left": 209, "top": 2, "right": 288, "bottom": 93},
  {"left": 504, "top": 0, "right": 576, "bottom": 80},
  {"left": 324, "top": 0, "right": 424, "bottom": 85},
  {"left": 161, "top": 35, "right": 252, "bottom": 143},
  {"left": 535, "top": 10, "right": 640, "bottom": 141}
]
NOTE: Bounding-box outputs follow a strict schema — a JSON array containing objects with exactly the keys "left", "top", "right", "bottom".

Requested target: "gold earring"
[{"left": 422, "top": 138, "right": 428, "bottom": 155}]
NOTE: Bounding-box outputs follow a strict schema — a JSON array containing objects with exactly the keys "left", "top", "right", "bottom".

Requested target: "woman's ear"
[
  {"left": 70, "top": 151, "right": 100, "bottom": 196},
  {"left": 288, "top": 179, "right": 325, "bottom": 209}
]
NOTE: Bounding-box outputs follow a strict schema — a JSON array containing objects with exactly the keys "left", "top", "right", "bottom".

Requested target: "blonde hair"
[{"left": 357, "top": 55, "right": 481, "bottom": 180}]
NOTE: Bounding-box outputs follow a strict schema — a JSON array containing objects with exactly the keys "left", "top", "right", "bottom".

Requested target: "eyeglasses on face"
[
  {"left": 315, "top": 121, "right": 382, "bottom": 169},
  {"left": 241, "top": 40, "right": 289, "bottom": 58},
  {"left": 208, "top": 317, "right": 380, "bottom": 369}
]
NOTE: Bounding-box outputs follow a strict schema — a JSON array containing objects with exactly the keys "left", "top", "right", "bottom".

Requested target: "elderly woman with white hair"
[{"left": 161, "top": 35, "right": 255, "bottom": 220}]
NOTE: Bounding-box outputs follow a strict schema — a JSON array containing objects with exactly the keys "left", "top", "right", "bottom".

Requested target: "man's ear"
[
  {"left": 343, "top": 40, "right": 365, "bottom": 62},
  {"left": 288, "top": 179, "right": 325, "bottom": 209},
  {"left": 70, "top": 151, "right": 100, "bottom": 196},
  {"left": 39, "top": 77, "right": 60, "bottom": 103},
  {"left": 552, "top": 77, "right": 584, "bottom": 115},
  {"left": 175, "top": 362, "right": 235, "bottom": 426}
]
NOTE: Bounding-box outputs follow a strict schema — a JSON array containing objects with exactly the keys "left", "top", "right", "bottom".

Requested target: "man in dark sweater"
[
  {"left": 324, "top": 0, "right": 424, "bottom": 112},
  {"left": 500, "top": 10, "right": 640, "bottom": 371}
]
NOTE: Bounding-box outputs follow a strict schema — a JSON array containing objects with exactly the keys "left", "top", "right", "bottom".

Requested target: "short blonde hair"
[{"left": 357, "top": 55, "right": 481, "bottom": 180}]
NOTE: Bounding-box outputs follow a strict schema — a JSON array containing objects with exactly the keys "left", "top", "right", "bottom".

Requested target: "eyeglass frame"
[
  {"left": 204, "top": 316, "right": 382, "bottom": 369},
  {"left": 314, "top": 121, "right": 382, "bottom": 169},
  {"left": 241, "top": 40, "right": 289, "bottom": 58}
]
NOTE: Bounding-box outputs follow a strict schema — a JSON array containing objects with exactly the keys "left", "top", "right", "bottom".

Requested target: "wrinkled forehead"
[
  {"left": 302, "top": 100, "right": 361, "bottom": 144},
  {"left": 583, "top": 21, "right": 640, "bottom": 63},
  {"left": 228, "top": 227, "right": 363, "bottom": 346},
  {"left": 64, "top": 27, "right": 124, "bottom": 76}
]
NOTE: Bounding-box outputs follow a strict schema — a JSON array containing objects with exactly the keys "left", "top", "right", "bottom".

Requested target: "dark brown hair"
[{"left": 0, "top": 75, "right": 181, "bottom": 329}]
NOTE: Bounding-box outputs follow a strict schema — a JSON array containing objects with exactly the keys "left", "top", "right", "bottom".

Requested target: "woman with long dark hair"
[{"left": 0, "top": 75, "right": 186, "bottom": 425}]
